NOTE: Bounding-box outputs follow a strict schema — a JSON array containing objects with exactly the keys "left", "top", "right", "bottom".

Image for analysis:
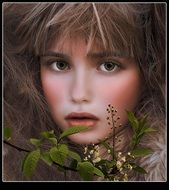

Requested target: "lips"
[{"left": 65, "top": 112, "right": 99, "bottom": 127}]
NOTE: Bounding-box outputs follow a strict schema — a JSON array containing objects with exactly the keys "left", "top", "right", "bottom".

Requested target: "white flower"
[
  {"left": 84, "top": 147, "right": 88, "bottom": 154},
  {"left": 94, "top": 150, "right": 100, "bottom": 158},
  {"left": 116, "top": 161, "right": 122, "bottom": 168},
  {"left": 121, "top": 156, "right": 126, "bottom": 162},
  {"left": 89, "top": 150, "right": 94, "bottom": 154},
  {"left": 107, "top": 149, "right": 111, "bottom": 154},
  {"left": 94, "top": 145, "right": 99, "bottom": 150},
  {"left": 123, "top": 173, "right": 128, "bottom": 181},
  {"left": 117, "top": 152, "right": 122, "bottom": 157},
  {"left": 93, "top": 157, "right": 101, "bottom": 163},
  {"left": 127, "top": 164, "right": 133, "bottom": 170}
]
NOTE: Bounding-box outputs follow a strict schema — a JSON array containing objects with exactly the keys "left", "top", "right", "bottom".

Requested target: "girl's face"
[{"left": 40, "top": 37, "right": 142, "bottom": 144}]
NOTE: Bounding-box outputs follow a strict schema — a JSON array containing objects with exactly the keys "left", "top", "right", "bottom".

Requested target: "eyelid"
[
  {"left": 96, "top": 56, "right": 122, "bottom": 65},
  {"left": 41, "top": 57, "right": 72, "bottom": 72},
  {"left": 103, "top": 58, "right": 121, "bottom": 66},
  {"left": 53, "top": 61, "right": 72, "bottom": 72},
  {"left": 41, "top": 56, "right": 69, "bottom": 65},
  {"left": 97, "top": 59, "right": 122, "bottom": 71}
]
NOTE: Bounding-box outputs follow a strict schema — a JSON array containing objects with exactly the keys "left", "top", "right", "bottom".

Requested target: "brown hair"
[{"left": 3, "top": 3, "right": 166, "bottom": 181}]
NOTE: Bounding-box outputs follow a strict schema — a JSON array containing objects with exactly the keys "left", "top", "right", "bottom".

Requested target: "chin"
[{"left": 68, "top": 133, "right": 105, "bottom": 145}]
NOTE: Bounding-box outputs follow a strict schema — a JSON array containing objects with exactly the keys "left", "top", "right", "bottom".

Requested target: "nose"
[{"left": 70, "top": 69, "right": 91, "bottom": 104}]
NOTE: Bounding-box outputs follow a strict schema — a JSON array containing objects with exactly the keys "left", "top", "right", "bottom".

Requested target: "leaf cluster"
[
  {"left": 126, "top": 111, "right": 156, "bottom": 155},
  {"left": 22, "top": 126, "right": 104, "bottom": 180},
  {"left": 4, "top": 110, "right": 156, "bottom": 181}
]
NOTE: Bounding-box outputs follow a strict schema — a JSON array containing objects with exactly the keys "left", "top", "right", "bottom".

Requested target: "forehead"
[
  {"left": 47, "top": 35, "right": 134, "bottom": 61},
  {"left": 48, "top": 34, "right": 105, "bottom": 57}
]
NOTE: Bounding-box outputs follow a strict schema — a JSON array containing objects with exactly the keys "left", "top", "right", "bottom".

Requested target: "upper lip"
[{"left": 65, "top": 112, "right": 99, "bottom": 120}]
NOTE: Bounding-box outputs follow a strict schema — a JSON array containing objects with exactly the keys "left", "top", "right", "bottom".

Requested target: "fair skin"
[{"left": 40, "top": 36, "right": 142, "bottom": 144}]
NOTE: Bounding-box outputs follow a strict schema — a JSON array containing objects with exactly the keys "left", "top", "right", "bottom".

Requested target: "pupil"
[
  {"left": 58, "top": 62, "right": 66, "bottom": 69},
  {"left": 105, "top": 63, "right": 114, "bottom": 70}
]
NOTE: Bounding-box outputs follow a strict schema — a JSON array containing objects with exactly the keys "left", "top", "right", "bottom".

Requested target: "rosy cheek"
[
  {"left": 111, "top": 81, "right": 140, "bottom": 108},
  {"left": 96, "top": 71, "right": 141, "bottom": 124},
  {"left": 107, "top": 73, "right": 140, "bottom": 107},
  {"left": 40, "top": 70, "right": 64, "bottom": 107}
]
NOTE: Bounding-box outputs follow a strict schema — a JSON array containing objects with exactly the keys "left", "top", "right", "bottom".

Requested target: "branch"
[
  {"left": 3, "top": 140, "right": 77, "bottom": 172},
  {"left": 3, "top": 140, "right": 30, "bottom": 152}
]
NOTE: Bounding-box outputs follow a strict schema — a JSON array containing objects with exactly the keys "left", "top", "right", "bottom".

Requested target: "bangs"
[
  {"left": 16, "top": 3, "right": 151, "bottom": 60},
  {"left": 46, "top": 3, "right": 148, "bottom": 59}
]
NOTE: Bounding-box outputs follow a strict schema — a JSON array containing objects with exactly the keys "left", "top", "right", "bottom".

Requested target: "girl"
[{"left": 3, "top": 3, "right": 166, "bottom": 181}]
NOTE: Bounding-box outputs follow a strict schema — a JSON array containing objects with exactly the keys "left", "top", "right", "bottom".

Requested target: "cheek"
[
  {"left": 96, "top": 71, "right": 141, "bottom": 123},
  {"left": 40, "top": 69, "right": 64, "bottom": 107},
  {"left": 111, "top": 77, "right": 140, "bottom": 108}
]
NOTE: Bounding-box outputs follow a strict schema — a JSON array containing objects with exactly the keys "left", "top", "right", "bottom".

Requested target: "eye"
[
  {"left": 50, "top": 61, "right": 70, "bottom": 71},
  {"left": 99, "top": 61, "right": 120, "bottom": 72}
]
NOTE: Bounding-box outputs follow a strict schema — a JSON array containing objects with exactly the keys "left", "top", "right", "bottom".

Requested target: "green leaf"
[
  {"left": 130, "top": 163, "right": 147, "bottom": 174},
  {"left": 131, "top": 134, "right": 137, "bottom": 147},
  {"left": 134, "top": 115, "right": 156, "bottom": 138},
  {"left": 134, "top": 166, "right": 147, "bottom": 174},
  {"left": 58, "top": 144, "right": 69, "bottom": 154},
  {"left": 4, "top": 127, "right": 12, "bottom": 141},
  {"left": 93, "top": 167, "right": 104, "bottom": 177},
  {"left": 131, "top": 148, "right": 153, "bottom": 157},
  {"left": 95, "top": 159, "right": 115, "bottom": 170},
  {"left": 137, "top": 126, "right": 149, "bottom": 138},
  {"left": 59, "top": 126, "right": 89, "bottom": 140},
  {"left": 48, "top": 138, "right": 58, "bottom": 145},
  {"left": 22, "top": 149, "right": 40, "bottom": 178},
  {"left": 77, "top": 161, "right": 94, "bottom": 181},
  {"left": 107, "top": 160, "right": 116, "bottom": 168},
  {"left": 70, "top": 159, "right": 78, "bottom": 169},
  {"left": 30, "top": 138, "right": 42, "bottom": 147},
  {"left": 137, "top": 121, "right": 151, "bottom": 137},
  {"left": 132, "top": 133, "right": 144, "bottom": 147},
  {"left": 100, "top": 141, "right": 115, "bottom": 159},
  {"left": 40, "top": 130, "right": 56, "bottom": 139},
  {"left": 143, "top": 128, "right": 157, "bottom": 133},
  {"left": 40, "top": 151, "right": 53, "bottom": 166},
  {"left": 139, "top": 115, "right": 148, "bottom": 129},
  {"left": 50, "top": 146, "right": 68, "bottom": 166},
  {"left": 126, "top": 111, "right": 139, "bottom": 132},
  {"left": 68, "top": 150, "right": 81, "bottom": 162}
]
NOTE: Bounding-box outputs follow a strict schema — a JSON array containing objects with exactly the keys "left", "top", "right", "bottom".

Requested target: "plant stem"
[
  {"left": 4, "top": 140, "right": 30, "bottom": 152},
  {"left": 110, "top": 108, "right": 115, "bottom": 160},
  {"left": 3, "top": 140, "right": 77, "bottom": 172}
]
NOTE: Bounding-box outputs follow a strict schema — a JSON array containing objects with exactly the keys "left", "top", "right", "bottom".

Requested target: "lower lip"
[{"left": 66, "top": 119, "right": 98, "bottom": 127}]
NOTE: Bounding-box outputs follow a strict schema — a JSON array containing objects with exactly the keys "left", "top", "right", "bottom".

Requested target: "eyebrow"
[
  {"left": 41, "top": 51, "right": 70, "bottom": 60},
  {"left": 87, "top": 51, "right": 128, "bottom": 58},
  {"left": 41, "top": 51, "right": 128, "bottom": 60}
]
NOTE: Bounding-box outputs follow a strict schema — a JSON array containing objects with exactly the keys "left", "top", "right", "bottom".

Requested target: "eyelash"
[
  {"left": 46, "top": 59, "right": 121, "bottom": 73},
  {"left": 49, "top": 60, "right": 71, "bottom": 72},
  {"left": 97, "top": 61, "right": 121, "bottom": 73}
]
